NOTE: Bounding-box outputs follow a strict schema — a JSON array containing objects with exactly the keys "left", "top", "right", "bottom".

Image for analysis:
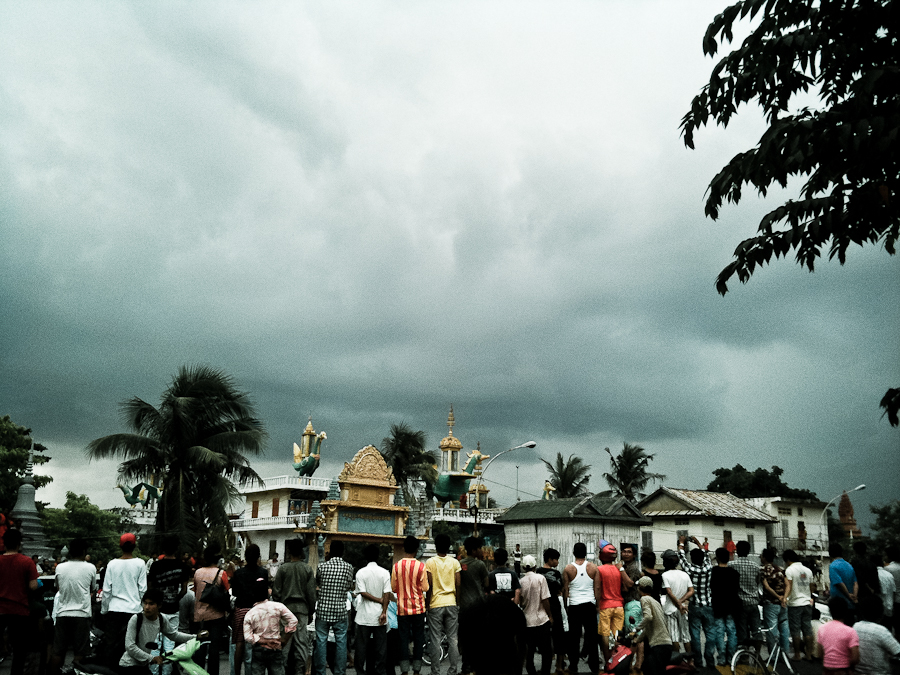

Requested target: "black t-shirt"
[
  {"left": 710, "top": 566, "right": 741, "bottom": 619},
  {"left": 643, "top": 569, "right": 664, "bottom": 603},
  {"left": 488, "top": 566, "right": 520, "bottom": 600},
  {"left": 148, "top": 558, "right": 191, "bottom": 614},
  {"left": 458, "top": 556, "right": 489, "bottom": 610},
  {"left": 536, "top": 567, "right": 563, "bottom": 597},
  {"left": 231, "top": 564, "right": 269, "bottom": 609}
]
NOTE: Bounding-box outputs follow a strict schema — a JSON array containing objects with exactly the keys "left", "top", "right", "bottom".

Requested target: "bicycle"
[{"left": 730, "top": 626, "right": 794, "bottom": 675}]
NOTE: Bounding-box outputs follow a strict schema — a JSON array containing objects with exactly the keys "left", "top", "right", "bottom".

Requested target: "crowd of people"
[{"left": 3, "top": 525, "right": 900, "bottom": 675}]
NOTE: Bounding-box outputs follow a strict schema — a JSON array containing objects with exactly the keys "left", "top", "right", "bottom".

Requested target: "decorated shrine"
[{"left": 303, "top": 444, "right": 413, "bottom": 562}]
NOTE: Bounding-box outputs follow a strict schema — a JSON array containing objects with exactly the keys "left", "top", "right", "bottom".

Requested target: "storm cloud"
[{"left": 1, "top": 1, "right": 896, "bottom": 525}]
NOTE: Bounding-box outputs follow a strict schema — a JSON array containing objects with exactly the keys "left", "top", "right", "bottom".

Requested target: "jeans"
[
  {"left": 525, "top": 623, "right": 553, "bottom": 675},
  {"left": 762, "top": 604, "right": 790, "bottom": 654},
  {"left": 194, "top": 616, "right": 228, "bottom": 675},
  {"left": 787, "top": 605, "right": 813, "bottom": 640},
  {"left": 688, "top": 604, "right": 716, "bottom": 666},
  {"left": 251, "top": 645, "right": 285, "bottom": 675},
  {"left": 284, "top": 611, "right": 309, "bottom": 675},
  {"left": 0, "top": 614, "right": 29, "bottom": 675},
  {"left": 230, "top": 641, "right": 253, "bottom": 675},
  {"left": 566, "top": 603, "right": 599, "bottom": 675},
  {"left": 314, "top": 617, "right": 348, "bottom": 675},
  {"left": 427, "top": 606, "right": 460, "bottom": 675},
  {"left": 712, "top": 616, "right": 737, "bottom": 665},
  {"left": 734, "top": 604, "right": 761, "bottom": 645},
  {"left": 354, "top": 624, "right": 387, "bottom": 675},
  {"left": 398, "top": 613, "right": 426, "bottom": 673}
]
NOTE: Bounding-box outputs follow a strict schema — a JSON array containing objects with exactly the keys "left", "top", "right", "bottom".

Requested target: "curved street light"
[
  {"left": 819, "top": 484, "right": 865, "bottom": 568},
  {"left": 472, "top": 440, "right": 536, "bottom": 535}
]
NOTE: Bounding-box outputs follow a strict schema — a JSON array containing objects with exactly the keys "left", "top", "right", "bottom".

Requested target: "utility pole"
[{"left": 516, "top": 465, "right": 519, "bottom": 501}]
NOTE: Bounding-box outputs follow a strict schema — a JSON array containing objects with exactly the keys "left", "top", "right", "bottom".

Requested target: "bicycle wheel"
[
  {"left": 732, "top": 649, "right": 769, "bottom": 675},
  {"left": 773, "top": 647, "right": 795, "bottom": 675}
]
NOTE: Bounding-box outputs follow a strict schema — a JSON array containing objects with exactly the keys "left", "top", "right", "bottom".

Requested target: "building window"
[
  {"left": 674, "top": 519, "right": 690, "bottom": 526},
  {"left": 251, "top": 501, "right": 259, "bottom": 518},
  {"left": 272, "top": 498, "right": 280, "bottom": 517},
  {"left": 747, "top": 534, "right": 755, "bottom": 553},
  {"left": 778, "top": 507, "right": 792, "bottom": 516},
  {"left": 642, "top": 531, "right": 653, "bottom": 556},
  {"left": 269, "top": 540, "right": 277, "bottom": 559},
  {"left": 745, "top": 522, "right": 756, "bottom": 529},
  {"left": 676, "top": 529, "right": 689, "bottom": 541},
  {"left": 798, "top": 507, "right": 804, "bottom": 516},
  {"left": 713, "top": 519, "right": 724, "bottom": 527}
]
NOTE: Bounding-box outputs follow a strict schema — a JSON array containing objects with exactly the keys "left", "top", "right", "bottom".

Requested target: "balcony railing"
[
  {"left": 432, "top": 507, "right": 505, "bottom": 524},
  {"left": 238, "top": 475, "right": 331, "bottom": 493},
  {"left": 232, "top": 513, "right": 310, "bottom": 531},
  {"left": 772, "top": 536, "right": 826, "bottom": 552}
]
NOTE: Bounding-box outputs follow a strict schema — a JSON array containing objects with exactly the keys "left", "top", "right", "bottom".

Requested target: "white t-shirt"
[
  {"left": 661, "top": 569, "right": 692, "bottom": 616},
  {"left": 102, "top": 557, "right": 148, "bottom": 614},
  {"left": 354, "top": 562, "right": 392, "bottom": 627},
  {"left": 877, "top": 568, "right": 896, "bottom": 617},
  {"left": 784, "top": 562, "right": 812, "bottom": 607},
  {"left": 55, "top": 560, "right": 98, "bottom": 618}
]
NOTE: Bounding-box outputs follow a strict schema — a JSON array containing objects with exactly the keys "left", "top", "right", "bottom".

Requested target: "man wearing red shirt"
[
  {"left": 391, "top": 536, "right": 429, "bottom": 675},
  {"left": 0, "top": 529, "right": 40, "bottom": 675},
  {"left": 597, "top": 540, "right": 633, "bottom": 663}
]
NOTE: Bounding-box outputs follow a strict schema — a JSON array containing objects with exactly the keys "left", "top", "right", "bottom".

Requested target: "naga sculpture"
[
  {"left": 116, "top": 482, "right": 163, "bottom": 508},
  {"left": 433, "top": 447, "right": 489, "bottom": 507}
]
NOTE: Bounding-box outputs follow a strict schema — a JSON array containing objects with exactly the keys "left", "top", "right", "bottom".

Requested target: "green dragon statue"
[
  {"left": 293, "top": 430, "right": 326, "bottom": 477},
  {"left": 116, "top": 482, "right": 163, "bottom": 508},
  {"left": 433, "top": 447, "right": 489, "bottom": 507}
]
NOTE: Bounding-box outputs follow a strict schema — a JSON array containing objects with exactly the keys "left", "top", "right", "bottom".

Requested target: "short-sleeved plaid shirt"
[
  {"left": 678, "top": 548, "right": 712, "bottom": 607},
  {"left": 315, "top": 557, "right": 354, "bottom": 623},
  {"left": 729, "top": 556, "right": 761, "bottom": 607}
]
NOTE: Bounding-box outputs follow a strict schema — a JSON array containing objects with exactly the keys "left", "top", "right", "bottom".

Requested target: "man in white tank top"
[{"left": 562, "top": 542, "right": 601, "bottom": 675}]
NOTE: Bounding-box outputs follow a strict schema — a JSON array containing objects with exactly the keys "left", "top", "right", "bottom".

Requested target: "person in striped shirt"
[{"left": 391, "top": 536, "right": 428, "bottom": 675}]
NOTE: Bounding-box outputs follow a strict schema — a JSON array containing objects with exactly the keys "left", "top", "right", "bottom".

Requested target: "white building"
[
  {"left": 744, "top": 496, "right": 829, "bottom": 556},
  {"left": 637, "top": 487, "right": 776, "bottom": 557},
  {"left": 231, "top": 474, "right": 330, "bottom": 562}
]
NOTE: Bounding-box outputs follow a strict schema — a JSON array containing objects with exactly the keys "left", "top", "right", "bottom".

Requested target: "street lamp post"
[
  {"left": 472, "top": 441, "right": 536, "bottom": 536},
  {"left": 819, "top": 484, "right": 865, "bottom": 570}
]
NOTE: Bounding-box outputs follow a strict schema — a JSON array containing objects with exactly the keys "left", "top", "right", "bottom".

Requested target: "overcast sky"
[{"left": 1, "top": 1, "right": 896, "bottom": 530}]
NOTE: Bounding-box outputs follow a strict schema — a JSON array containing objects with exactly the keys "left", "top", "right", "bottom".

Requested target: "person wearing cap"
[
  {"left": 596, "top": 540, "right": 630, "bottom": 663},
  {"left": 635, "top": 575, "right": 672, "bottom": 675},
  {"left": 519, "top": 555, "right": 553, "bottom": 675},
  {"left": 101, "top": 533, "right": 148, "bottom": 667}
]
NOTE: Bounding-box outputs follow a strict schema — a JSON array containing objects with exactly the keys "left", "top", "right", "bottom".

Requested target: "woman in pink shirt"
[{"left": 816, "top": 598, "right": 860, "bottom": 675}]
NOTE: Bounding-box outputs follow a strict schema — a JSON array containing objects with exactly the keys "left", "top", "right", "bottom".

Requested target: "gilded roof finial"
[{"left": 447, "top": 405, "right": 455, "bottom": 436}]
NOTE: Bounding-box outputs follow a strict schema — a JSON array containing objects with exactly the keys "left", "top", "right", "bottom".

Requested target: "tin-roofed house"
[
  {"left": 637, "top": 487, "right": 777, "bottom": 558},
  {"left": 497, "top": 492, "right": 651, "bottom": 563}
]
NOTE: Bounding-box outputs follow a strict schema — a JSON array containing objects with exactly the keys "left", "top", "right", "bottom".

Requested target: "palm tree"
[
  {"left": 379, "top": 423, "right": 438, "bottom": 502},
  {"left": 86, "top": 365, "right": 266, "bottom": 553},
  {"left": 542, "top": 453, "right": 591, "bottom": 499},
  {"left": 603, "top": 442, "right": 666, "bottom": 502}
]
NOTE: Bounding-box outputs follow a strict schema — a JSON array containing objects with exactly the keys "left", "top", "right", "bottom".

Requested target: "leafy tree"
[
  {"left": 869, "top": 500, "right": 900, "bottom": 552},
  {"left": 707, "top": 464, "right": 817, "bottom": 499},
  {"left": 542, "top": 452, "right": 591, "bottom": 499},
  {"left": 41, "top": 492, "right": 135, "bottom": 563},
  {"left": 86, "top": 365, "right": 267, "bottom": 554},
  {"left": 380, "top": 423, "right": 438, "bottom": 502},
  {"left": 0, "top": 415, "right": 52, "bottom": 514},
  {"left": 681, "top": 0, "right": 899, "bottom": 424},
  {"left": 603, "top": 443, "right": 666, "bottom": 502}
]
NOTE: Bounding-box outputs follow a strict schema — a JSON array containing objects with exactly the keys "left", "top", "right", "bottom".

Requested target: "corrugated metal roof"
[
  {"left": 498, "top": 493, "right": 651, "bottom": 524},
  {"left": 639, "top": 488, "right": 777, "bottom": 522}
]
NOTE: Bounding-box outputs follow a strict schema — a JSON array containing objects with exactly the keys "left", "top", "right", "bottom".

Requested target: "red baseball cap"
[{"left": 120, "top": 533, "right": 136, "bottom": 545}]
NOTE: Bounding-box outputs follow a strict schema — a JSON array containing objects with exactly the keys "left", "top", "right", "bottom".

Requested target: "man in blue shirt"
[{"left": 829, "top": 543, "right": 859, "bottom": 612}]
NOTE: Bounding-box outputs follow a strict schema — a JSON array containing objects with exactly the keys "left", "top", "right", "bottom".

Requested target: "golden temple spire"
[{"left": 447, "top": 405, "right": 455, "bottom": 436}]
